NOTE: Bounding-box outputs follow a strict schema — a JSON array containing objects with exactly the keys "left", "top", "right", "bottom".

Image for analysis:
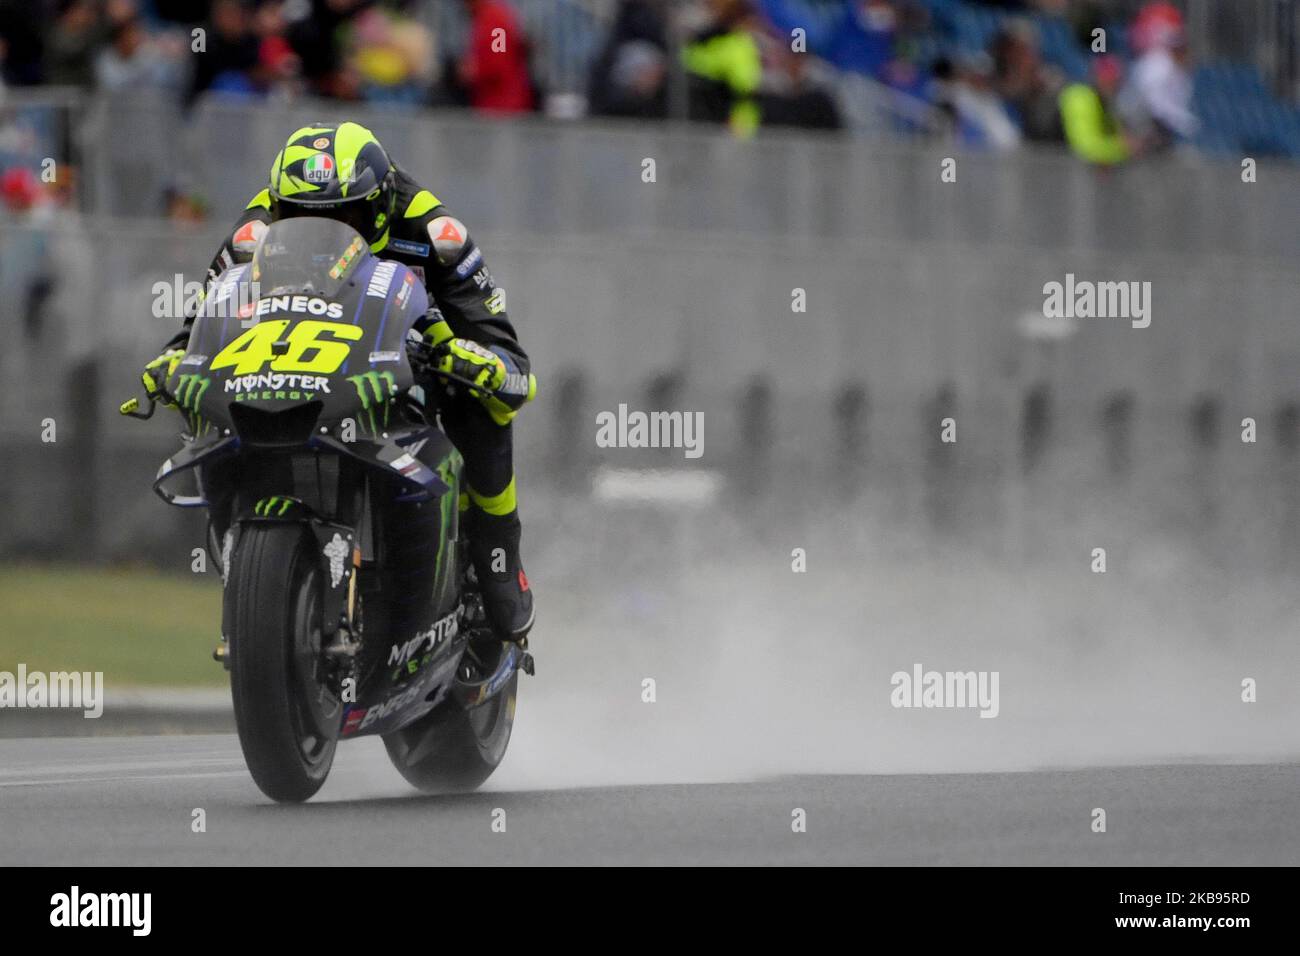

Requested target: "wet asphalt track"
[{"left": 0, "top": 735, "right": 1296, "bottom": 865}]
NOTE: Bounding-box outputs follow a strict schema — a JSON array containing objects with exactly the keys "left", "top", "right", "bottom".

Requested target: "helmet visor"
[{"left": 273, "top": 194, "right": 379, "bottom": 243}]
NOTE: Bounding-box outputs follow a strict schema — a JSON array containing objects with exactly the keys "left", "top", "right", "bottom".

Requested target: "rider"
[{"left": 141, "top": 122, "right": 535, "bottom": 642}]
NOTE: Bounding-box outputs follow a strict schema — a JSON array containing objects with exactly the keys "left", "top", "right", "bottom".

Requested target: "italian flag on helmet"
[{"left": 267, "top": 122, "right": 397, "bottom": 248}]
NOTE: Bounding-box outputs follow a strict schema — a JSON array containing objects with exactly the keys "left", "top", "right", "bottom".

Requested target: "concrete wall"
[
  {"left": 79, "top": 96, "right": 1300, "bottom": 259},
  {"left": 2, "top": 218, "right": 1297, "bottom": 563},
  {"left": 2, "top": 111, "right": 1298, "bottom": 565}
]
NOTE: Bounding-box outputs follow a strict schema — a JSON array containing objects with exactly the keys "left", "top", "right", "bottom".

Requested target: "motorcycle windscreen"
[{"left": 183, "top": 218, "right": 423, "bottom": 437}]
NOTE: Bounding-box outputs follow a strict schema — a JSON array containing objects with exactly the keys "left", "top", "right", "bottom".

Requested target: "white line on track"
[
  {"left": 0, "top": 770, "right": 248, "bottom": 788},
  {"left": 0, "top": 758, "right": 245, "bottom": 779}
]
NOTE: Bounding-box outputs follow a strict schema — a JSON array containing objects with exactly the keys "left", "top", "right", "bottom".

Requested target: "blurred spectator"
[
  {"left": 605, "top": 40, "right": 667, "bottom": 119},
  {"left": 931, "top": 51, "right": 1020, "bottom": 150},
  {"left": 188, "top": 0, "right": 260, "bottom": 101},
  {"left": 1, "top": 158, "right": 78, "bottom": 211},
  {"left": 0, "top": 0, "right": 1288, "bottom": 163},
  {"left": 1, "top": 165, "right": 55, "bottom": 341},
  {"left": 759, "top": 39, "right": 842, "bottom": 130},
  {"left": 341, "top": 2, "right": 437, "bottom": 104},
  {"left": 588, "top": 0, "right": 669, "bottom": 120},
  {"left": 152, "top": 1, "right": 212, "bottom": 25},
  {"left": 988, "top": 19, "right": 1062, "bottom": 143},
  {"left": 0, "top": 159, "right": 94, "bottom": 375},
  {"left": 1067, "top": 0, "right": 1108, "bottom": 51},
  {"left": 456, "top": 0, "right": 535, "bottom": 114},
  {"left": 95, "top": 5, "right": 182, "bottom": 92},
  {"left": 683, "top": 0, "right": 763, "bottom": 137},
  {"left": 46, "top": 1, "right": 109, "bottom": 88},
  {"left": 757, "top": 0, "right": 901, "bottom": 82},
  {"left": 0, "top": 0, "right": 45, "bottom": 85},
  {"left": 285, "top": 0, "right": 368, "bottom": 98},
  {"left": 973, "top": 0, "right": 1068, "bottom": 10},
  {"left": 756, "top": 0, "right": 932, "bottom": 136},
  {"left": 1059, "top": 53, "right": 1130, "bottom": 166},
  {"left": 252, "top": 1, "right": 304, "bottom": 100},
  {"left": 1117, "top": 1, "right": 1198, "bottom": 149},
  {"left": 1, "top": 164, "right": 46, "bottom": 214}
]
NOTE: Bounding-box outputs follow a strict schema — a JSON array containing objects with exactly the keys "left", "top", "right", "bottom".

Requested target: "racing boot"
[{"left": 467, "top": 508, "right": 534, "bottom": 642}]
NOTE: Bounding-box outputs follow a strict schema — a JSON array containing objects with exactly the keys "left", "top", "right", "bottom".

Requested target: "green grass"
[{"left": 0, "top": 564, "right": 227, "bottom": 687}]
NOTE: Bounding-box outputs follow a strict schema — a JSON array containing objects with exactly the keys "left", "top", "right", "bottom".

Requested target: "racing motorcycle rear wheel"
[
  {"left": 227, "top": 523, "right": 339, "bottom": 802},
  {"left": 382, "top": 670, "right": 517, "bottom": 793}
]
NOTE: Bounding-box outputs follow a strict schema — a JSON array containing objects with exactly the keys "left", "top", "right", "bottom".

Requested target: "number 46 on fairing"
[{"left": 211, "top": 319, "right": 363, "bottom": 375}]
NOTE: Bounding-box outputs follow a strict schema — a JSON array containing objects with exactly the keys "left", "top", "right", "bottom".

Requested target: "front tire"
[
  {"left": 227, "top": 523, "right": 339, "bottom": 802},
  {"left": 382, "top": 671, "right": 517, "bottom": 793}
]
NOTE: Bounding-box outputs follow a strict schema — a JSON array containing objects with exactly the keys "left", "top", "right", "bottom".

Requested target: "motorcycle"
[{"left": 121, "top": 217, "right": 532, "bottom": 803}]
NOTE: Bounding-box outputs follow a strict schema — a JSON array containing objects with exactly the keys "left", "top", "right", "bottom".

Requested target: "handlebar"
[{"left": 424, "top": 368, "right": 498, "bottom": 394}]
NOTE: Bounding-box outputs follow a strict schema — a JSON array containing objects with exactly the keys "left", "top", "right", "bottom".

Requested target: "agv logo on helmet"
[{"left": 303, "top": 154, "right": 334, "bottom": 183}]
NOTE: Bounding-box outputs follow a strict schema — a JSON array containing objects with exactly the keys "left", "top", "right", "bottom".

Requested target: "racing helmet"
[{"left": 267, "top": 122, "right": 396, "bottom": 248}]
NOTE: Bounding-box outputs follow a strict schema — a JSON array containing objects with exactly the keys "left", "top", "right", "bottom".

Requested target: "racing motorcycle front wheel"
[{"left": 226, "top": 523, "right": 340, "bottom": 802}]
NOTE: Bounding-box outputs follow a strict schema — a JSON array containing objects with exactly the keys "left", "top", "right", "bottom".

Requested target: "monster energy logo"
[
  {"left": 253, "top": 495, "right": 297, "bottom": 516},
  {"left": 175, "top": 374, "right": 210, "bottom": 412},
  {"left": 346, "top": 371, "right": 397, "bottom": 433},
  {"left": 175, "top": 374, "right": 211, "bottom": 435}
]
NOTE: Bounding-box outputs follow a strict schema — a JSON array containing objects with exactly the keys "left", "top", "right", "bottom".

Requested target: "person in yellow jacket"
[
  {"left": 682, "top": 0, "right": 763, "bottom": 137},
  {"left": 1059, "top": 55, "right": 1134, "bottom": 166}
]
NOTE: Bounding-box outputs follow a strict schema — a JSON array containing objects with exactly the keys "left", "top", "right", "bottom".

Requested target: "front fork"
[
  {"left": 212, "top": 498, "right": 362, "bottom": 691},
  {"left": 306, "top": 519, "right": 363, "bottom": 683}
]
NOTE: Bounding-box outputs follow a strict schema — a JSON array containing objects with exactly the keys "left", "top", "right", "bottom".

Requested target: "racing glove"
[
  {"left": 141, "top": 348, "right": 185, "bottom": 407},
  {"left": 436, "top": 337, "right": 508, "bottom": 395},
  {"left": 410, "top": 318, "right": 536, "bottom": 425}
]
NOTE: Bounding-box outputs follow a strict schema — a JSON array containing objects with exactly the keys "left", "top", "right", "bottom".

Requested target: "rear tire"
[
  {"left": 382, "top": 671, "right": 517, "bottom": 793},
  {"left": 227, "top": 523, "right": 338, "bottom": 802}
]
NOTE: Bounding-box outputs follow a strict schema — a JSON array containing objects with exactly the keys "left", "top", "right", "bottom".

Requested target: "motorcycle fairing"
[{"left": 180, "top": 218, "right": 426, "bottom": 441}]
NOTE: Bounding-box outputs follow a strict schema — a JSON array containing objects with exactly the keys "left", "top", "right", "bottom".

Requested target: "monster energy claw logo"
[
  {"left": 346, "top": 371, "right": 397, "bottom": 433},
  {"left": 174, "top": 374, "right": 211, "bottom": 434},
  {"left": 254, "top": 495, "right": 296, "bottom": 516},
  {"left": 175, "top": 374, "right": 210, "bottom": 412}
]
